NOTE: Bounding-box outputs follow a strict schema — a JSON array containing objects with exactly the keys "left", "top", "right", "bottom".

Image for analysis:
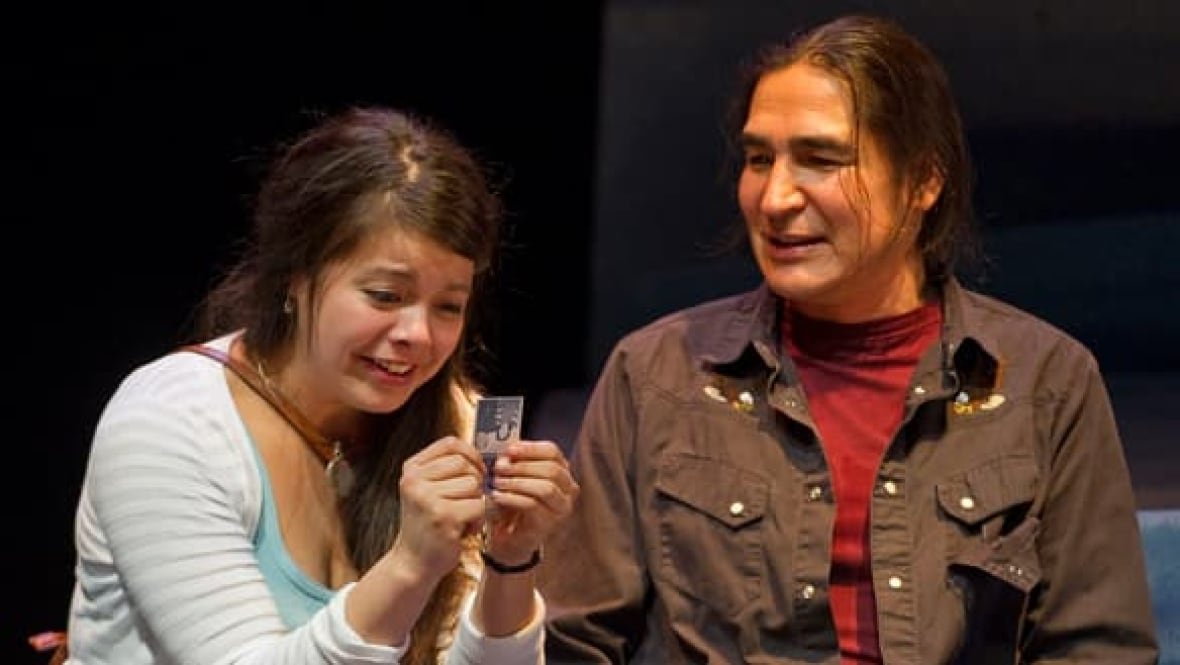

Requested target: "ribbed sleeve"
[{"left": 68, "top": 337, "right": 401, "bottom": 664}]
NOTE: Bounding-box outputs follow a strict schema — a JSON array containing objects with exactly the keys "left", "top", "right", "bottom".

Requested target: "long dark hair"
[
  {"left": 726, "top": 14, "right": 980, "bottom": 284},
  {"left": 197, "top": 106, "right": 503, "bottom": 664}
]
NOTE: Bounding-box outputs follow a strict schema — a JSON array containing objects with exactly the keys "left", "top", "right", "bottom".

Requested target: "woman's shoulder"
[
  {"left": 105, "top": 338, "right": 233, "bottom": 413},
  {"left": 83, "top": 333, "right": 261, "bottom": 523},
  {"left": 92, "top": 333, "right": 251, "bottom": 466}
]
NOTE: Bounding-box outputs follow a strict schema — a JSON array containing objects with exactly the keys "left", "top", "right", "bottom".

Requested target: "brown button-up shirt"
[{"left": 539, "top": 280, "right": 1158, "bottom": 664}]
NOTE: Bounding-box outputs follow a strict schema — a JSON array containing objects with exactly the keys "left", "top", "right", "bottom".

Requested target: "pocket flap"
[
  {"left": 657, "top": 453, "right": 768, "bottom": 529},
  {"left": 936, "top": 456, "right": 1039, "bottom": 527}
]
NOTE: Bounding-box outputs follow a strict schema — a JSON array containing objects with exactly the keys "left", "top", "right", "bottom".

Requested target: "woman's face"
[
  {"left": 290, "top": 225, "right": 474, "bottom": 423},
  {"left": 738, "top": 62, "right": 939, "bottom": 322}
]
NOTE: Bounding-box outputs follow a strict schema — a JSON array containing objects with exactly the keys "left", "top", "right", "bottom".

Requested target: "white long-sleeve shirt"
[{"left": 67, "top": 334, "right": 543, "bottom": 664}]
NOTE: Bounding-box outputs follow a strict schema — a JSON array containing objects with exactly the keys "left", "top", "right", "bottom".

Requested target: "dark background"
[
  {"left": 8, "top": 2, "right": 1178, "bottom": 662},
  {"left": 7, "top": 4, "right": 602, "bottom": 661}
]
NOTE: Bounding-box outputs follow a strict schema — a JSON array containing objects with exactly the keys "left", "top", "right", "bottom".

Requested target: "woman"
[{"left": 66, "top": 107, "right": 578, "bottom": 663}]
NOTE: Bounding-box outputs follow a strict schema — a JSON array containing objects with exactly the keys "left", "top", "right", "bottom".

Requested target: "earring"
[{"left": 283, "top": 295, "right": 295, "bottom": 315}]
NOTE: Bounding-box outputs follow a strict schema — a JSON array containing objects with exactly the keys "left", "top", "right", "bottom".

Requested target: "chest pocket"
[
  {"left": 654, "top": 452, "right": 769, "bottom": 616},
  {"left": 937, "top": 456, "right": 1042, "bottom": 583},
  {"left": 937, "top": 457, "right": 1043, "bottom": 664}
]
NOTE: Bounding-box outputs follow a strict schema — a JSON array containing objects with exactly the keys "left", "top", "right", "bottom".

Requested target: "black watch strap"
[{"left": 480, "top": 548, "right": 541, "bottom": 574}]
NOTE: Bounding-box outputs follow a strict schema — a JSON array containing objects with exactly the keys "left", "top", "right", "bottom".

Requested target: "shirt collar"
[
  {"left": 689, "top": 283, "right": 780, "bottom": 367},
  {"left": 686, "top": 278, "right": 1004, "bottom": 393}
]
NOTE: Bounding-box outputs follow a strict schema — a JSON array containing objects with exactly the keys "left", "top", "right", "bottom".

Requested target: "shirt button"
[
  {"left": 882, "top": 480, "right": 898, "bottom": 496},
  {"left": 807, "top": 486, "right": 824, "bottom": 502},
  {"left": 888, "top": 576, "right": 903, "bottom": 590},
  {"left": 959, "top": 496, "right": 976, "bottom": 511},
  {"left": 799, "top": 584, "right": 816, "bottom": 600},
  {"left": 729, "top": 501, "right": 745, "bottom": 517},
  {"left": 913, "top": 385, "right": 926, "bottom": 395}
]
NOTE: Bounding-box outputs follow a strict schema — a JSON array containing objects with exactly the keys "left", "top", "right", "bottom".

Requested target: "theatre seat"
[{"left": 1139, "top": 509, "right": 1180, "bottom": 663}]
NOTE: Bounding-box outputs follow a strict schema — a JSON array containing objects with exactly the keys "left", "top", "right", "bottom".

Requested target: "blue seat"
[{"left": 1139, "top": 509, "right": 1180, "bottom": 663}]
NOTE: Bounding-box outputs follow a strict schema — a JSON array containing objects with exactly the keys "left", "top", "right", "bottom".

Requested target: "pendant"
[{"left": 325, "top": 442, "right": 355, "bottom": 497}]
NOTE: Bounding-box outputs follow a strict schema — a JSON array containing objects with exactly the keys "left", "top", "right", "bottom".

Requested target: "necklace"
[{"left": 251, "top": 356, "right": 356, "bottom": 498}]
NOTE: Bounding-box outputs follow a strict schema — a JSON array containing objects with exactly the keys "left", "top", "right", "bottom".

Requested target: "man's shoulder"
[{"left": 956, "top": 286, "right": 1098, "bottom": 369}]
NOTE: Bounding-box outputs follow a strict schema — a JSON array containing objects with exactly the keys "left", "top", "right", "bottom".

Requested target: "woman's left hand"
[{"left": 483, "top": 439, "right": 579, "bottom": 565}]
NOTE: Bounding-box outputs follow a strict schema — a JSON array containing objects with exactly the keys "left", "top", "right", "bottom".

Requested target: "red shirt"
[{"left": 783, "top": 300, "right": 941, "bottom": 664}]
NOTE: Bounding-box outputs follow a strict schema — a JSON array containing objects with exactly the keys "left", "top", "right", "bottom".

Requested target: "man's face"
[{"left": 738, "top": 62, "right": 937, "bottom": 322}]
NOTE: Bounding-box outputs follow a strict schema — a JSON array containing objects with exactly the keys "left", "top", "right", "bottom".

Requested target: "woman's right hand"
[
  {"left": 345, "top": 436, "right": 486, "bottom": 646},
  {"left": 389, "top": 435, "right": 487, "bottom": 583}
]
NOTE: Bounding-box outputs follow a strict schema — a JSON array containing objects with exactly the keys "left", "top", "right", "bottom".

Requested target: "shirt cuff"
[
  {"left": 447, "top": 588, "right": 545, "bottom": 665},
  {"left": 315, "top": 582, "right": 410, "bottom": 662}
]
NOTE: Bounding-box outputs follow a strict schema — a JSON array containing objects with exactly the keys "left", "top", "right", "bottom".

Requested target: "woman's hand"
[
  {"left": 483, "top": 440, "right": 580, "bottom": 566},
  {"left": 390, "top": 436, "right": 487, "bottom": 582}
]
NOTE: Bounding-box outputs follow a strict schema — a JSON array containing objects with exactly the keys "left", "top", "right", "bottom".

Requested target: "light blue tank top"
[{"left": 249, "top": 441, "right": 334, "bottom": 628}]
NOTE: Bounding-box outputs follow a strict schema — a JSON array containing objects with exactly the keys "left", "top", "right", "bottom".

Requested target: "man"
[{"left": 539, "top": 14, "right": 1157, "bottom": 664}]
